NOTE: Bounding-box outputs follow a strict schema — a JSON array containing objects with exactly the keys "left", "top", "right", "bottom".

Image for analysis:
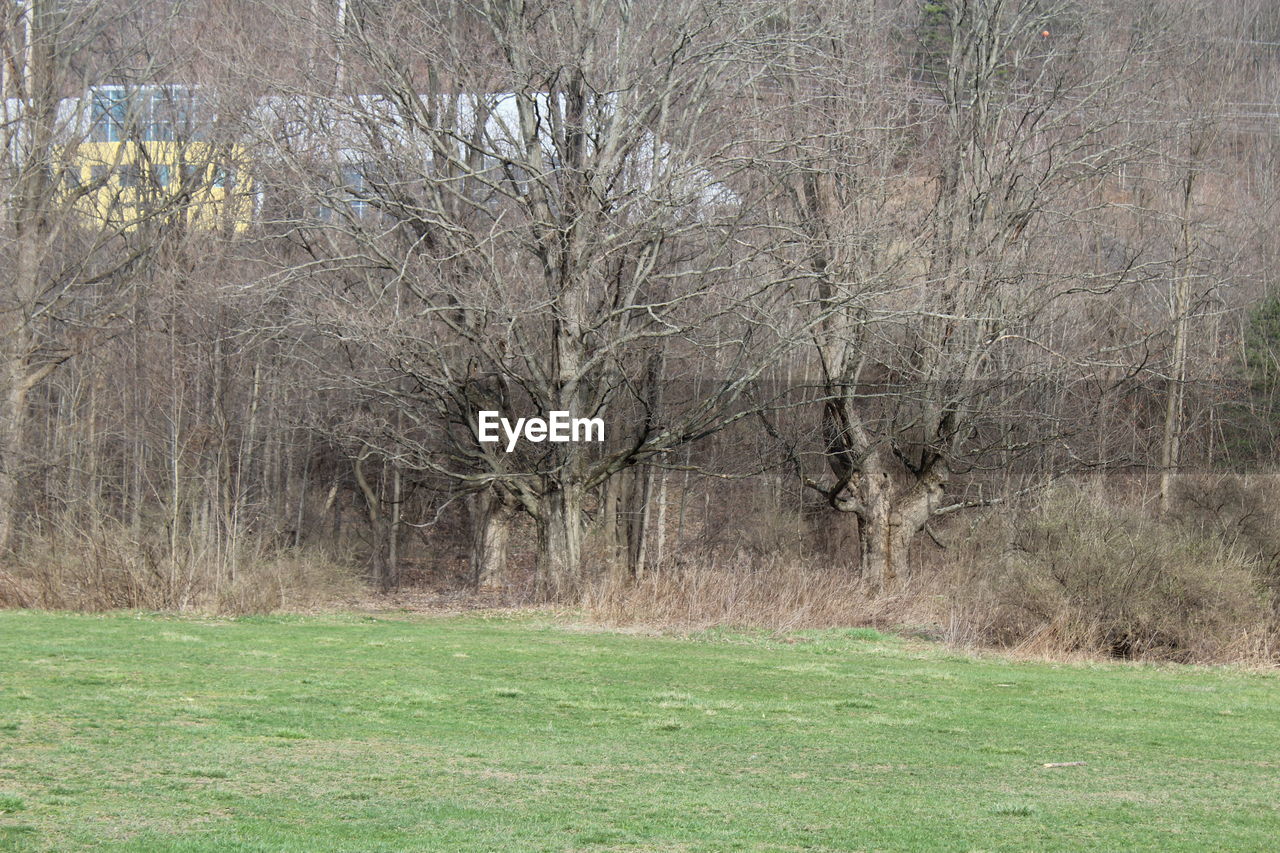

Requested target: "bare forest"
[{"left": 4, "top": 0, "right": 1280, "bottom": 663}]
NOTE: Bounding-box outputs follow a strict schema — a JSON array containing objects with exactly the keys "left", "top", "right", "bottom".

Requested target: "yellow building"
[{"left": 66, "top": 86, "right": 254, "bottom": 232}]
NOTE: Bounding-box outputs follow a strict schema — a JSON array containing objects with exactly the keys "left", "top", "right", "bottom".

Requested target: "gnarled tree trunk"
[{"left": 854, "top": 456, "right": 946, "bottom": 592}]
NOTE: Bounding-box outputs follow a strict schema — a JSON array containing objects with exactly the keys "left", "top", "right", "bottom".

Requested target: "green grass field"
[{"left": 0, "top": 611, "right": 1277, "bottom": 851}]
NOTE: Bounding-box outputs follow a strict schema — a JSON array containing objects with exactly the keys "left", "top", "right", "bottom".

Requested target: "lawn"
[{"left": 0, "top": 611, "right": 1277, "bottom": 851}]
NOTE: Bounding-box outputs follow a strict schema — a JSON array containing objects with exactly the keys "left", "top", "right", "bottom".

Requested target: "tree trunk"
[
  {"left": 0, "top": 356, "right": 33, "bottom": 554},
  {"left": 858, "top": 471, "right": 894, "bottom": 592},
  {"left": 292, "top": 452, "right": 309, "bottom": 547},
  {"left": 1159, "top": 169, "right": 1196, "bottom": 515},
  {"left": 536, "top": 483, "right": 583, "bottom": 599},
  {"left": 855, "top": 457, "right": 945, "bottom": 593},
  {"left": 388, "top": 462, "right": 401, "bottom": 588},
  {"left": 353, "top": 449, "right": 390, "bottom": 591},
  {"left": 628, "top": 463, "right": 655, "bottom": 579},
  {"left": 601, "top": 474, "right": 625, "bottom": 582},
  {"left": 469, "top": 489, "right": 514, "bottom": 590}
]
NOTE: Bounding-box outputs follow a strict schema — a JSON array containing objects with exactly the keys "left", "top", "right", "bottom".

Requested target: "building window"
[
  {"left": 146, "top": 88, "right": 194, "bottom": 141},
  {"left": 145, "top": 96, "right": 175, "bottom": 141},
  {"left": 343, "top": 166, "right": 369, "bottom": 215},
  {"left": 90, "top": 86, "right": 127, "bottom": 143},
  {"left": 89, "top": 85, "right": 198, "bottom": 143}
]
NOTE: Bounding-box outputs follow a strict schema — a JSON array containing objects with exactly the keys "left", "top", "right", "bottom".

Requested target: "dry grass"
[
  {"left": 0, "top": 524, "right": 362, "bottom": 615},
  {"left": 584, "top": 483, "right": 1280, "bottom": 666},
  {"left": 581, "top": 555, "right": 937, "bottom": 637}
]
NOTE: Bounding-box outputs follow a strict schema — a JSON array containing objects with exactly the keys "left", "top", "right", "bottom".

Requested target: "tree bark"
[
  {"left": 853, "top": 454, "right": 946, "bottom": 593},
  {"left": 469, "top": 489, "right": 514, "bottom": 590},
  {"left": 353, "top": 449, "right": 391, "bottom": 591},
  {"left": 601, "top": 474, "right": 625, "bottom": 582},
  {"left": 0, "top": 356, "right": 35, "bottom": 553},
  {"left": 1159, "top": 165, "right": 1197, "bottom": 515},
  {"left": 536, "top": 483, "right": 583, "bottom": 600}
]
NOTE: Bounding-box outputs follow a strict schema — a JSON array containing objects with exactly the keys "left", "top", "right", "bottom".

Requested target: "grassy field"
[{"left": 0, "top": 612, "right": 1277, "bottom": 851}]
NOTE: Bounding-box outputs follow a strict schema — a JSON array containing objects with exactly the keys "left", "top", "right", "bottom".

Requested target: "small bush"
[
  {"left": 952, "top": 487, "right": 1270, "bottom": 661},
  {"left": 1168, "top": 473, "right": 1280, "bottom": 617}
]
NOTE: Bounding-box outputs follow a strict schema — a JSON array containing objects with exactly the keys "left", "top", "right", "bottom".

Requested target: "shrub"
[
  {"left": 1168, "top": 473, "right": 1280, "bottom": 617},
  {"left": 952, "top": 486, "right": 1270, "bottom": 661}
]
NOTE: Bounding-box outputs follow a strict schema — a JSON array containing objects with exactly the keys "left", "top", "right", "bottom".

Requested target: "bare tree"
[
  {"left": 256, "top": 0, "right": 796, "bottom": 594},
  {"left": 756, "top": 0, "right": 1162, "bottom": 587}
]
